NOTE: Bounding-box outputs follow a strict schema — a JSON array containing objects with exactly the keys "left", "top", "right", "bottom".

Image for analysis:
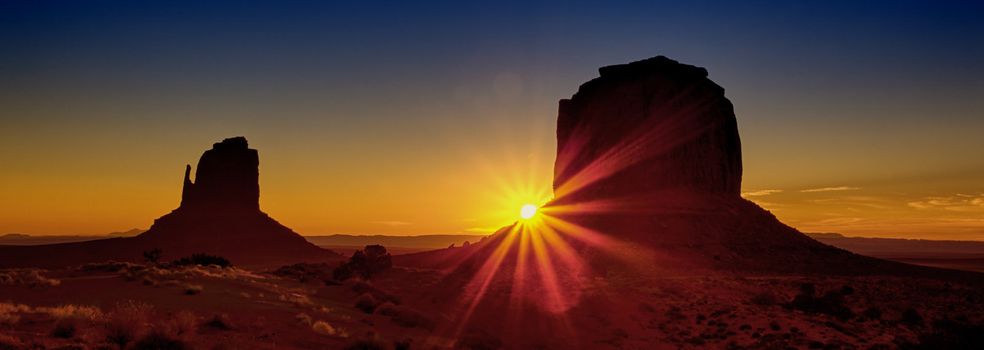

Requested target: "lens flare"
[{"left": 520, "top": 204, "right": 537, "bottom": 219}]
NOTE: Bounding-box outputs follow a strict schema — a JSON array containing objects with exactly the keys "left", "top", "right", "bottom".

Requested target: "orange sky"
[{"left": 2, "top": 1, "right": 983, "bottom": 240}]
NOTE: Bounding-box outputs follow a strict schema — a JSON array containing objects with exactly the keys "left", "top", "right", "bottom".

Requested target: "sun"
[{"left": 520, "top": 204, "right": 538, "bottom": 219}]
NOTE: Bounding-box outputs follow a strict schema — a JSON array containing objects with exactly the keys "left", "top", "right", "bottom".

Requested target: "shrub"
[
  {"left": 344, "top": 336, "right": 388, "bottom": 350},
  {"left": 273, "top": 263, "right": 334, "bottom": 283},
  {"left": 165, "top": 311, "right": 198, "bottom": 338},
  {"left": 104, "top": 301, "right": 153, "bottom": 349},
  {"left": 374, "top": 302, "right": 398, "bottom": 316},
  {"left": 50, "top": 318, "right": 77, "bottom": 338},
  {"left": 312, "top": 320, "right": 347, "bottom": 337},
  {"left": 295, "top": 313, "right": 313, "bottom": 326},
  {"left": 355, "top": 293, "right": 379, "bottom": 314},
  {"left": 0, "top": 303, "right": 29, "bottom": 325},
  {"left": 131, "top": 330, "right": 189, "bottom": 350},
  {"left": 786, "top": 283, "right": 854, "bottom": 320},
  {"left": 202, "top": 314, "right": 231, "bottom": 331},
  {"left": 183, "top": 284, "right": 203, "bottom": 295},
  {"left": 0, "top": 269, "right": 60, "bottom": 287},
  {"left": 333, "top": 245, "right": 392, "bottom": 281},
  {"left": 171, "top": 254, "right": 231, "bottom": 268},
  {"left": 143, "top": 248, "right": 163, "bottom": 264}
]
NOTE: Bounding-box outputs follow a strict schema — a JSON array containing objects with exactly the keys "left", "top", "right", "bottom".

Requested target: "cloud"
[
  {"left": 742, "top": 189, "right": 783, "bottom": 197},
  {"left": 907, "top": 194, "right": 984, "bottom": 212},
  {"left": 800, "top": 186, "right": 861, "bottom": 193},
  {"left": 370, "top": 221, "right": 411, "bottom": 227}
]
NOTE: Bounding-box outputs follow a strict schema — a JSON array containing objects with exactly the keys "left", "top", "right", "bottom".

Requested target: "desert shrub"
[
  {"left": 374, "top": 302, "right": 398, "bottom": 316},
  {"left": 279, "top": 292, "right": 313, "bottom": 307},
  {"left": 0, "top": 269, "right": 60, "bottom": 287},
  {"left": 79, "top": 261, "right": 139, "bottom": 273},
  {"left": 50, "top": 318, "right": 78, "bottom": 338},
  {"left": 333, "top": 245, "right": 392, "bottom": 281},
  {"left": 143, "top": 248, "right": 163, "bottom": 264},
  {"left": 786, "top": 283, "right": 854, "bottom": 320},
  {"left": 273, "top": 263, "right": 334, "bottom": 283},
  {"left": 183, "top": 284, "right": 203, "bottom": 295},
  {"left": 312, "top": 320, "right": 348, "bottom": 337},
  {"left": 344, "top": 336, "right": 388, "bottom": 350},
  {"left": 158, "top": 311, "right": 198, "bottom": 339},
  {"left": 389, "top": 306, "right": 434, "bottom": 330},
  {"left": 172, "top": 253, "right": 231, "bottom": 268},
  {"left": 0, "top": 303, "right": 30, "bottom": 325},
  {"left": 394, "top": 339, "right": 412, "bottom": 350},
  {"left": 131, "top": 330, "right": 189, "bottom": 350},
  {"left": 104, "top": 300, "right": 153, "bottom": 349},
  {"left": 202, "top": 314, "right": 231, "bottom": 331},
  {"left": 354, "top": 293, "right": 379, "bottom": 314},
  {"left": 295, "top": 313, "right": 313, "bottom": 326}
]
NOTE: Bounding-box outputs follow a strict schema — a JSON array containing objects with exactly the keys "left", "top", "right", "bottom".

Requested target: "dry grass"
[
  {"left": 312, "top": 320, "right": 348, "bottom": 338},
  {"left": 0, "top": 269, "right": 60, "bottom": 288},
  {"left": 104, "top": 300, "right": 153, "bottom": 349}
]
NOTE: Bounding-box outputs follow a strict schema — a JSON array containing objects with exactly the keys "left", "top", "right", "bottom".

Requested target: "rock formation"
[
  {"left": 401, "top": 56, "right": 926, "bottom": 275},
  {"left": 0, "top": 137, "right": 338, "bottom": 268},
  {"left": 553, "top": 56, "right": 742, "bottom": 203}
]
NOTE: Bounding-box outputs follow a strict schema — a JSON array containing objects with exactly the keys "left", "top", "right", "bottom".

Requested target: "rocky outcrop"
[
  {"left": 0, "top": 137, "right": 338, "bottom": 268},
  {"left": 179, "top": 137, "right": 259, "bottom": 211},
  {"left": 553, "top": 56, "right": 742, "bottom": 204}
]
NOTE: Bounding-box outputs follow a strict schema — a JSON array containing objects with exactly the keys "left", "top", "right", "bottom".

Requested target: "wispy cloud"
[
  {"left": 800, "top": 186, "right": 860, "bottom": 193},
  {"left": 742, "top": 189, "right": 783, "bottom": 197},
  {"left": 370, "top": 220, "right": 411, "bottom": 227},
  {"left": 908, "top": 194, "right": 984, "bottom": 212}
]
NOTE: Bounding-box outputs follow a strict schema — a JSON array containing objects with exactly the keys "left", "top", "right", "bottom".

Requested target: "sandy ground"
[{"left": 2, "top": 258, "right": 983, "bottom": 349}]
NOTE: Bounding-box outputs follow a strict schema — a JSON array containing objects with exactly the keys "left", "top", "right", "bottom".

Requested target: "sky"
[{"left": 1, "top": 1, "right": 983, "bottom": 240}]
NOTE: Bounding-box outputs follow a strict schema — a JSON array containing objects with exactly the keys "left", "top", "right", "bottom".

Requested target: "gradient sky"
[{"left": 2, "top": 1, "right": 983, "bottom": 240}]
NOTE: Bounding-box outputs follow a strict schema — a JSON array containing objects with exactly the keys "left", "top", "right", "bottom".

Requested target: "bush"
[
  {"left": 273, "top": 263, "right": 334, "bottom": 283},
  {"left": 171, "top": 254, "right": 231, "bottom": 268},
  {"left": 786, "top": 283, "right": 854, "bottom": 320},
  {"left": 374, "top": 302, "right": 398, "bottom": 316},
  {"left": 312, "top": 320, "right": 347, "bottom": 337},
  {"left": 344, "top": 336, "right": 388, "bottom": 350},
  {"left": 131, "top": 330, "right": 190, "bottom": 350},
  {"left": 104, "top": 301, "right": 153, "bottom": 349},
  {"left": 354, "top": 293, "right": 379, "bottom": 314},
  {"left": 165, "top": 311, "right": 198, "bottom": 338},
  {"left": 143, "top": 248, "right": 163, "bottom": 264},
  {"left": 184, "top": 284, "right": 203, "bottom": 295},
  {"left": 0, "top": 269, "right": 60, "bottom": 288},
  {"left": 202, "top": 314, "right": 231, "bottom": 331},
  {"left": 333, "top": 245, "right": 392, "bottom": 281},
  {"left": 171, "top": 254, "right": 229, "bottom": 268},
  {"left": 50, "top": 318, "right": 77, "bottom": 338}
]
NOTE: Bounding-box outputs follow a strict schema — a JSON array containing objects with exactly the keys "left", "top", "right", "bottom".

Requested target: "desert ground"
[{"left": 2, "top": 239, "right": 984, "bottom": 350}]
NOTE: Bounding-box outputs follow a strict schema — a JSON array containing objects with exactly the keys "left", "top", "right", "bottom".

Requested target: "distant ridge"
[{"left": 305, "top": 234, "right": 486, "bottom": 250}]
